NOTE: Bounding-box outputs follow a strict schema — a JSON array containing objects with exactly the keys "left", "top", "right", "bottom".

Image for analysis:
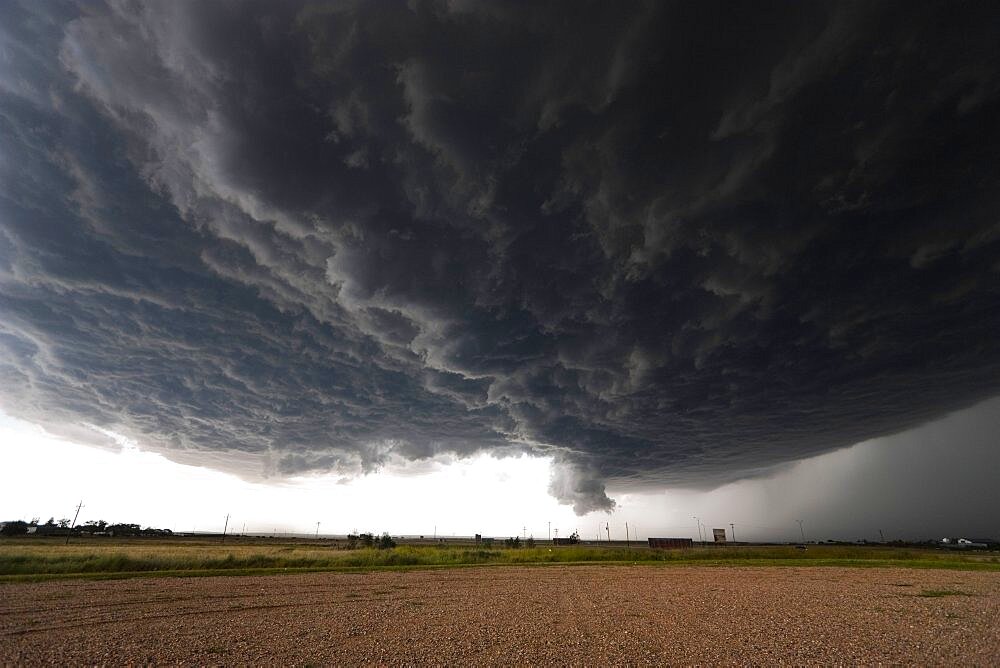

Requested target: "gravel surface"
[{"left": 1, "top": 565, "right": 998, "bottom": 665}]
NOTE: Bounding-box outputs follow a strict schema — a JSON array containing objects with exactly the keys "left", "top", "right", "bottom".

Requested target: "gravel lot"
[{"left": 2, "top": 565, "right": 997, "bottom": 665}]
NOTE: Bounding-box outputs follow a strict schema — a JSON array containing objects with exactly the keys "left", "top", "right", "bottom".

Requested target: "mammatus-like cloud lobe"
[{"left": 1, "top": 2, "right": 998, "bottom": 514}]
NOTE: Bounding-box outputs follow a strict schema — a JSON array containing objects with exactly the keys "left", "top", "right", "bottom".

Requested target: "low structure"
[{"left": 648, "top": 537, "right": 693, "bottom": 549}]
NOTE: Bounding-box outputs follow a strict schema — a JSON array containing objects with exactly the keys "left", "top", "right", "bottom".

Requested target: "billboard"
[
  {"left": 713, "top": 528, "right": 727, "bottom": 543},
  {"left": 648, "top": 537, "right": 693, "bottom": 549}
]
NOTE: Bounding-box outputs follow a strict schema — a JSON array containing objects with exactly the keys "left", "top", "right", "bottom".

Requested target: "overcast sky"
[{"left": 1, "top": 2, "right": 998, "bottom": 538}]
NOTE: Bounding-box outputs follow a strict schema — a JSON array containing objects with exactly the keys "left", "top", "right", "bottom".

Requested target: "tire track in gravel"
[{"left": 1, "top": 600, "right": 356, "bottom": 636}]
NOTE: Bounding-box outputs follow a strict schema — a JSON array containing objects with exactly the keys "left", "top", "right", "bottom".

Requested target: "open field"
[
  {"left": 2, "top": 565, "right": 998, "bottom": 664},
  {"left": 1, "top": 536, "right": 998, "bottom": 582}
]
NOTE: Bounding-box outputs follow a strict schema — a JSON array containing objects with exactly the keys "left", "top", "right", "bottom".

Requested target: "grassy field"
[{"left": 1, "top": 536, "right": 997, "bottom": 582}]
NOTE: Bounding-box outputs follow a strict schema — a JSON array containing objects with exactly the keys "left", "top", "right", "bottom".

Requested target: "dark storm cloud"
[{"left": 2, "top": 1, "right": 999, "bottom": 513}]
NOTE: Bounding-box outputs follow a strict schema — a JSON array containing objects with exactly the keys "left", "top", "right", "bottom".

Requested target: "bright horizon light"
[{"left": 4, "top": 398, "right": 999, "bottom": 542}]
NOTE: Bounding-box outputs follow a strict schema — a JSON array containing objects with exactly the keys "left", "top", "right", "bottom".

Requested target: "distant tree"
[
  {"left": 377, "top": 532, "right": 396, "bottom": 549},
  {"left": 358, "top": 532, "right": 375, "bottom": 548},
  {"left": 106, "top": 523, "right": 141, "bottom": 537},
  {"left": 0, "top": 521, "right": 28, "bottom": 536},
  {"left": 57, "top": 518, "right": 71, "bottom": 529},
  {"left": 504, "top": 536, "right": 521, "bottom": 548},
  {"left": 84, "top": 520, "right": 108, "bottom": 531},
  {"left": 525, "top": 535, "right": 536, "bottom": 548},
  {"left": 568, "top": 530, "right": 580, "bottom": 545},
  {"left": 35, "top": 518, "right": 60, "bottom": 536}
]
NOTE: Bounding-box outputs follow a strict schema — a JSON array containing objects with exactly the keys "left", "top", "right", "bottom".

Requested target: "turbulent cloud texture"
[{"left": 2, "top": 2, "right": 999, "bottom": 513}]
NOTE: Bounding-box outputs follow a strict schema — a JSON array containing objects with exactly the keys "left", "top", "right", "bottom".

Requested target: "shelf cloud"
[{"left": 2, "top": 2, "right": 998, "bottom": 514}]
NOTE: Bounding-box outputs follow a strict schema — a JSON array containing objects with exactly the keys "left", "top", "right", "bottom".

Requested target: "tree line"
[{"left": 0, "top": 518, "right": 172, "bottom": 537}]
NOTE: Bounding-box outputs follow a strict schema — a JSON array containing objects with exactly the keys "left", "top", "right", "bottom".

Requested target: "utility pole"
[
  {"left": 879, "top": 528, "right": 885, "bottom": 543},
  {"left": 316, "top": 522, "right": 321, "bottom": 540},
  {"left": 65, "top": 500, "right": 83, "bottom": 545},
  {"left": 221, "top": 514, "right": 230, "bottom": 543},
  {"left": 730, "top": 523, "right": 736, "bottom": 544},
  {"left": 548, "top": 521, "right": 551, "bottom": 542},
  {"left": 625, "top": 522, "right": 630, "bottom": 549},
  {"left": 693, "top": 516, "right": 703, "bottom": 546},
  {"left": 797, "top": 519, "right": 805, "bottom": 544},
  {"left": 606, "top": 522, "right": 611, "bottom": 543}
]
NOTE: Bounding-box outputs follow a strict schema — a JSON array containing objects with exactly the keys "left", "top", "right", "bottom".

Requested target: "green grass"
[{"left": 0, "top": 537, "right": 996, "bottom": 583}]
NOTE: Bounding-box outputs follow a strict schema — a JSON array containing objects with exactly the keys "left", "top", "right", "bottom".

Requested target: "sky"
[{"left": 1, "top": 2, "right": 998, "bottom": 539}]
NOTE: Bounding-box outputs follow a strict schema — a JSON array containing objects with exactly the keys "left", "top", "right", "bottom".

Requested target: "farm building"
[{"left": 648, "top": 537, "right": 694, "bottom": 549}]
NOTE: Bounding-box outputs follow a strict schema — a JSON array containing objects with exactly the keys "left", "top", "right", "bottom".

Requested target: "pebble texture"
[{"left": 1, "top": 566, "right": 998, "bottom": 665}]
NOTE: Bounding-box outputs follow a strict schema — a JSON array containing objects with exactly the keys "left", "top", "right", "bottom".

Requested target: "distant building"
[
  {"left": 648, "top": 537, "right": 693, "bottom": 549},
  {"left": 942, "top": 537, "right": 990, "bottom": 549}
]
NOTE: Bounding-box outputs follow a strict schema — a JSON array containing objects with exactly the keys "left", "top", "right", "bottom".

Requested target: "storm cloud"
[{"left": 1, "top": 1, "right": 999, "bottom": 514}]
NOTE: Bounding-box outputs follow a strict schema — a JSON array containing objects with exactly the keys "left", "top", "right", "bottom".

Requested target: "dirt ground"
[{"left": 1, "top": 565, "right": 998, "bottom": 665}]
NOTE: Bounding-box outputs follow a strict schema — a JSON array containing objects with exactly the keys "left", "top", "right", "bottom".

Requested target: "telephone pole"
[
  {"left": 605, "top": 522, "right": 611, "bottom": 542},
  {"left": 221, "top": 514, "right": 230, "bottom": 543},
  {"left": 797, "top": 519, "right": 805, "bottom": 544},
  {"left": 548, "top": 521, "right": 551, "bottom": 542},
  {"left": 730, "top": 523, "right": 736, "bottom": 544},
  {"left": 65, "top": 500, "right": 83, "bottom": 545},
  {"left": 625, "top": 522, "right": 630, "bottom": 549},
  {"left": 316, "top": 522, "right": 321, "bottom": 540}
]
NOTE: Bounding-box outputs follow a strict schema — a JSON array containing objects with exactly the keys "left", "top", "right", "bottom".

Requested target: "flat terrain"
[
  {"left": 3, "top": 536, "right": 997, "bottom": 580},
  {"left": 2, "top": 565, "right": 997, "bottom": 665}
]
